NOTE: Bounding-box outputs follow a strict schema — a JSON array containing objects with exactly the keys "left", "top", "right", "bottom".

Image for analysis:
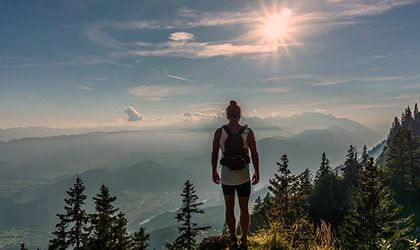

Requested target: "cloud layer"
[
  {"left": 84, "top": 0, "right": 415, "bottom": 59},
  {"left": 129, "top": 84, "right": 201, "bottom": 100}
]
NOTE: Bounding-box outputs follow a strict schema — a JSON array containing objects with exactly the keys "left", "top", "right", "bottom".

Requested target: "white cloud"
[
  {"left": 84, "top": 0, "right": 416, "bottom": 59},
  {"left": 314, "top": 108, "right": 329, "bottom": 114},
  {"left": 348, "top": 50, "right": 412, "bottom": 66},
  {"left": 182, "top": 110, "right": 223, "bottom": 121},
  {"left": 124, "top": 106, "right": 143, "bottom": 121},
  {"left": 129, "top": 84, "right": 201, "bottom": 100},
  {"left": 168, "top": 74, "right": 200, "bottom": 84},
  {"left": 77, "top": 82, "right": 95, "bottom": 90},
  {"left": 124, "top": 40, "right": 290, "bottom": 59},
  {"left": 169, "top": 32, "right": 195, "bottom": 41},
  {"left": 258, "top": 87, "right": 291, "bottom": 93}
]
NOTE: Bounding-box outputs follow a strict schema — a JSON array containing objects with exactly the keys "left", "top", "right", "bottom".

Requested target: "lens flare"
[{"left": 263, "top": 8, "right": 293, "bottom": 41}]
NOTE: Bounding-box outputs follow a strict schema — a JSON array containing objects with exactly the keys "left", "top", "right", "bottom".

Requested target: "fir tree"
[
  {"left": 167, "top": 180, "right": 210, "bottom": 250},
  {"left": 132, "top": 227, "right": 150, "bottom": 250},
  {"left": 20, "top": 243, "right": 28, "bottom": 250},
  {"left": 49, "top": 214, "right": 68, "bottom": 250},
  {"left": 63, "top": 175, "right": 89, "bottom": 249},
  {"left": 386, "top": 126, "right": 408, "bottom": 189},
  {"left": 296, "top": 168, "right": 312, "bottom": 218},
  {"left": 112, "top": 212, "right": 132, "bottom": 250},
  {"left": 310, "top": 153, "right": 341, "bottom": 226},
  {"left": 405, "top": 129, "right": 419, "bottom": 189},
  {"left": 315, "top": 152, "right": 331, "bottom": 182},
  {"left": 252, "top": 195, "right": 262, "bottom": 214},
  {"left": 268, "top": 154, "right": 302, "bottom": 226},
  {"left": 341, "top": 145, "right": 359, "bottom": 189},
  {"left": 249, "top": 192, "right": 272, "bottom": 233},
  {"left": 339, "top": 158, "right": 414, "bottom": 250},
  {"left": 414, "top": 103, "right": 418, "bottom": 121},
  {"left": 389, "top": 117, "right": 401, "bottom": 140},
  {"left": 250, "top": 194, "right": 264, "bottom": 231},
  {"left": 90, "top": 184, "right": 119, "bottom": 249},
  {"left": 360, "top": 145, "right": 369, "bottom": 169},
  {"left": 402, "top": 106, "right": 414, "bottom": 128}
]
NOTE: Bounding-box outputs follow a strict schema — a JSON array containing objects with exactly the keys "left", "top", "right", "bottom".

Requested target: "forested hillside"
[{"left": 11, "top": 104, "right": 420, "bottom": 249}]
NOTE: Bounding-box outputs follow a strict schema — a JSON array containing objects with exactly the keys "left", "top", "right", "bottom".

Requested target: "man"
[{"left": 211, "top": 100, "right": 260, "bottom": 249}]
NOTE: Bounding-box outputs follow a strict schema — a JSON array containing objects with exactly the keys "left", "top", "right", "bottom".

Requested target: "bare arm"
[
  {"left": 211, "top": 128, "right": 222, "bottom": 184},
  {"left": 247, "top": 130, "right": 260, "bottom": 184}
]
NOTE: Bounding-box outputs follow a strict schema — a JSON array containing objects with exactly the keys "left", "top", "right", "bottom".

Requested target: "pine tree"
[
  {"left": 310, "top": 153, "right": 341, "bottom": 226},
  {"left": 296, "top": 168, "right": 312, "bottom": 218},
  {"left": 132, "top": 227, "right": 150, "bottom": 250},
  {"left": 341, "top": 145, "right": 359, "bottom": 189},
  {"left": 404, "top": 129, "right": 419, "bottom": 190},
  {"left": 360, "top": 145, "right": 369, "bottom": 169},
  {"left": 268, "top": 154, "right": 302, "bottom": 226},
  {"left": 315, "top": 152, "right": 331, "bottom": 182},
  {"left": 389, "top": 117, "right": 401, "bottom": 140},
  {"left": 90, "top": 184, "right": 119, "bottom": 249},
  {"left": 112, "top": 212, "right": 132, "bottom": 250},
  {"left": 63, "top": 175, "right": 89, "bottom": 249},
  {"left": 386, "top": 126, "right": 408, "bottom": 190},
  {"left": 339, "top": 158, "right": 414, "bottom": 250},
  {"left": 20, "top": 243, "right": 28, "bottom": 250},
  {"left": 414, "top": 103, "right": 418, "bottom": 121},
  {"left": 167, "top": 180, "right": 210, "bottom": 250},
  {"left": 49, "top": 214, "right": 69, "bottom": 250},
  {"left": 402, "top": 106, "right": 414, "bottom": 128},
  {"left": 252, "top": 195, "right": 262, "bottom": 214}
]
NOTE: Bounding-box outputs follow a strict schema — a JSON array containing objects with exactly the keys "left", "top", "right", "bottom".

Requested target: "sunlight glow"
[{"left": 263, "top": 8, "right": 293, "bottom": 41}]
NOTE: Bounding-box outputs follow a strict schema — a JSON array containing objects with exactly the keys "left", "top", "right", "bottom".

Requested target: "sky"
[{"left": 0, "top": 0, "right": 419, "bottom": 131}]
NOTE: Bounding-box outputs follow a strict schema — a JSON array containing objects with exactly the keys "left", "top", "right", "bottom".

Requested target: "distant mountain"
[
  {"left": 264, "top": 112, "right": 382, "bottom": 144},
  {"left": 0, "top": 130, "right": 210, "bottom": 180},
  {"left": 174, "top": 125, "right": 373, "bottom": 184},
  {"left": 0, "top": 161, "right": 13, "bottom": 174},
  {"left": 170, "top": 112, "right": 381, "bottom": 143},
  {"left": 0, "top": 161, "right": 199, "bottom": 230}
]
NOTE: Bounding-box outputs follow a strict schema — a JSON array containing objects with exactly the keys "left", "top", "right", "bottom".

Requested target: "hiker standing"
[{"left": 211, "top": 100, "right": 260, "bottom": 249}]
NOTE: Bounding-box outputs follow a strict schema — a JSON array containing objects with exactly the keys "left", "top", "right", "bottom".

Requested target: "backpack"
[{"left": 220, "top": 125, "right": 251, "bottom": 170}]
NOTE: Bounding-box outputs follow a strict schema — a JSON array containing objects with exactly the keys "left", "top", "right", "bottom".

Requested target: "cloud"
[
  {"left": 129, "top": 84, "right": 201, "bottom": 100},
  {"left": 168, "top": 74, "right": 200, "bottom": 83},
  {"left": 123, "top": 40, "right": 290, "bottom": 59},
  {"left": 83, "top": 0, "right": 416, "bottom": 59},
  {"left": 258, "top": 87, "right": 291, "bottom": 93},
  {"left": 312, "top": 75, "right": 406, "bottom": 86},
  {"left": 348, "top": 50, "right": 412, "bottom": 66},
  {"left": 77, "top": 82, "right": 95, "bottom": 90},
  {"left": 124, "top": 106, "right": 143, "bottom": 121},
  {"left": 169, "top": 32, "right": 195, "bottom": 41},
  {"left": 182, "top": 110, "right": 223, "bottom": 121}
]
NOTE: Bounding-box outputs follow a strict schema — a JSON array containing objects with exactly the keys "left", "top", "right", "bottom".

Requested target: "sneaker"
[{"left": 239, "top": 238, "right": 248, "bottom": 250}]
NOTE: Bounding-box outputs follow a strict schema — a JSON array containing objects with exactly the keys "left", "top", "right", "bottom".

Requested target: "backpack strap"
[
  {"left": 223, "top": 124, "right": 248, "bottom": 135},
  {"left": 222, "top": 125, "right": 232, "bottom": 136},
  {"left": 238, "top": 125, "right": 248, "bottom": 134}
]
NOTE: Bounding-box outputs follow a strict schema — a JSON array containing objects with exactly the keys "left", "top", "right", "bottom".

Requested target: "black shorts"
[{"left": 222, "top": 181, "right": 251, "bottom": 197}]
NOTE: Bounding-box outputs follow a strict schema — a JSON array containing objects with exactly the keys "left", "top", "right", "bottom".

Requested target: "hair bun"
[{"left": 230, "top": 100, "right": 238, "bottom": 106}]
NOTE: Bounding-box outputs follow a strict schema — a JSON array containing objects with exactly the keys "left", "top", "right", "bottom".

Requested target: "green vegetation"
[
  {"left": 15, "top": 103, "right": 420, "bottom": 249},
  {"left": 166, "top": 180, "right": 210, "bottom": 249},
  {"left": 47, "top": 179, "right": 151, "bottom": 250}
]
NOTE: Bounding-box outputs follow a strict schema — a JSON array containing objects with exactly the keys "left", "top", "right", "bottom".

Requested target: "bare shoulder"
[{"left": 214, "top": 127, "right": 222, "bottom": 138}]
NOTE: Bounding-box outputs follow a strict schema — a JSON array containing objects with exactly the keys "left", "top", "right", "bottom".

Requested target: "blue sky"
[{"left": 0, "top": 0, "right": 419, "bottom": 130}]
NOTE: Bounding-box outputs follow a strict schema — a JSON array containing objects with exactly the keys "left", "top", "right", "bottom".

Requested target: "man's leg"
[
  {"left": 224, "top": 194, "right": 236, "bottom": 239},
  {"left": 238, "top": 195, "right": 250, "bottom": 241}
]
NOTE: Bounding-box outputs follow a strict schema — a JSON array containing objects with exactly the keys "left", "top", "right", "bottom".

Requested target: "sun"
[{"left": 260, "top": 8, "right": 293, "bottom": 45}]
